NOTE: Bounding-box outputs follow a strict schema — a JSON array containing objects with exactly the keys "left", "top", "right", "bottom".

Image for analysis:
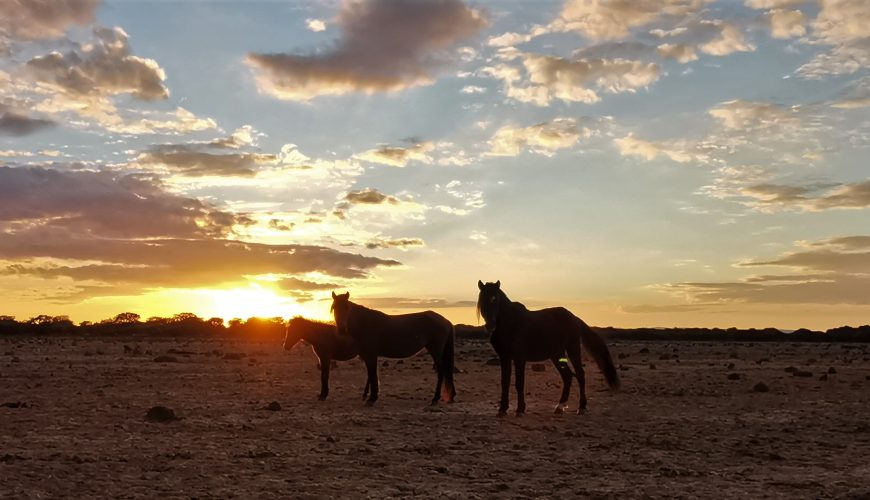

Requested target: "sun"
[{"left": 203, "top": 284, "right": 311, "bottom": 322}]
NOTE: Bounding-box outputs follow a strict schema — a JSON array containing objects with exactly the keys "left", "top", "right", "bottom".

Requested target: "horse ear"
[
  {"left": 332, "top": 291, "right": 337, "bottom": 299},
  {"left": 478, "top": 280, "right": 484, "bottom": 290},
  {"left": 495, "top": 280, "right": 500, "bottom": 288},
  {"left": 343, "top": 292, "right": 350, "bottom": 299}
]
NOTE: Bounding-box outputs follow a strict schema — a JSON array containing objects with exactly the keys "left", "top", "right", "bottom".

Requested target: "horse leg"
[
  {"left": 319, "top": 357, "right": 330, "bottom": 401},
  {"left": 551, "top": 356, "right": 572, "bottom": 414},
  {"left": 428, "top": 347, "right": 444, "bottom": 406},
  {"left": 498, "top": 357, "right": 511, "bottom": 417},
  {"left": 566, "top": 346, "right": 587, "bottom": 413},
  {"left": 362, "top": 378, "right": 370, "bottom": 400},
  {"left": 514, "top": 359, "right": 526, "bottom": 416},
  {"left": 364, "top": 356, "right": 379, "bottom": 406}
]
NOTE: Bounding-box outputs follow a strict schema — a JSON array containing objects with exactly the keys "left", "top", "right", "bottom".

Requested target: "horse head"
[
  {"left": 330, "top": 291, "right": 351, "bottom": 335},
  {"left": 283, "top": 316, "right": 306, "bottom": 350},
  {"left": 477, "top": 280, "right": 502, "bottom": 334}
]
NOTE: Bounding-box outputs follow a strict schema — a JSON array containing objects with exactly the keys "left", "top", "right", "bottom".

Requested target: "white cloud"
[
  {"left": 487, "top": 118, "right": 589, "bottom": 157},
  {"left": 305, "top": 18, "right": 326, "bottom": 32}
]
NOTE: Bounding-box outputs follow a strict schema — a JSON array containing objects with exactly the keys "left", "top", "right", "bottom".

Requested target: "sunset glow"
[{"left": 1, "top": 0, "right": 868, "bottom": 329}]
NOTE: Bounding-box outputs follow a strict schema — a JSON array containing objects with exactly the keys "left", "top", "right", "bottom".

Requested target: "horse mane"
[
  {"left": 287, "top": 316, "right": 335, "bottom": 334},
  {"left": 349, "top": 301, "right": 389, "bottom": 321}
]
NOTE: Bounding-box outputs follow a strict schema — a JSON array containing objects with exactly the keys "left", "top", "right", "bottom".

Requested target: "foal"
[{"left": 283, "top": 316, "right": 366, "bottom": 401}]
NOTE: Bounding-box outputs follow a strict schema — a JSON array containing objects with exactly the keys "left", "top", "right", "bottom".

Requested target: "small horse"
[
  {"left": 331, "top": 291, "right": 456, "bottom": 406},
  {"left": 477, "top": 280, "right": 620, "bottom": 416},
  {"left": 283, "top": 316, "right": 368, "bottom": 401}
]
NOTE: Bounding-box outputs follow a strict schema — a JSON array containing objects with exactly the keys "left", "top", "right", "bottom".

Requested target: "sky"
[{"left": 1, "top": 0, "right": 868, "bottom": 329}]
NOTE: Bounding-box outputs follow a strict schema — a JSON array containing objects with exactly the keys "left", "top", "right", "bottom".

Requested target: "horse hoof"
[
  {"left": 554, "top": 404, "right": 567, "bottom": 414},
  {"left": 497, "top": 410, "right": 508, "bottom": 418},
  {"left": 318, "top": 395, "right": 327, "bottom": 401},
  {"left": 576, "top": 408, "right": 587, "bottom": 415},
  {"left": 365, "top": 400, "right": 376, "bottom": 407},
  {"left": 515, "top": 410, "right": 525, "bottom": 417}
]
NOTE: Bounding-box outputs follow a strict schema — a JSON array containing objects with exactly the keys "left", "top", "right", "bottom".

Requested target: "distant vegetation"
[
  {"left": 454, "top": 324, "right": 870, "bottom": 343},
  {"left": 0, "top": 313, "right": 285, "bottom": 339},
  {"left": 1, "top": 313, "right": 868, "bottom": 342}
]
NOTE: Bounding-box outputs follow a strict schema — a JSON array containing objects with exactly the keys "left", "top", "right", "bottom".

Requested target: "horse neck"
[
  {"left": 293, "top": 320, "right": 330, "bottom": 344},
  {"left": 498, "top": 291, "right": 525, "bottom": 324}
]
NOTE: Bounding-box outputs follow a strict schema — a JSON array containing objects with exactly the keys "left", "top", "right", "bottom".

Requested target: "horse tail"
[
  {"left": 440, "top": 324, "right": 456, "bottom": 401},
  {"left": 576, "top": 318, "right": 620, "bottom": 390}
]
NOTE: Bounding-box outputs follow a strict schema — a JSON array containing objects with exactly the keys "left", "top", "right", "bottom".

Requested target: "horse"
[
  {"left": 283, "top": 316, "right": 369, "bottom": 401},
  {"left": 330, "top": 291, "right": 456, "bottom": 406},
  {"left": 477, "top": 280, "right": 620, "bottom": 416}
]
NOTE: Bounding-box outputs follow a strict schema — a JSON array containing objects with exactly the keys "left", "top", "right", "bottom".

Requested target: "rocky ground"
[{"left": 2, "top": 335, "right": 869, "bottom": 499}]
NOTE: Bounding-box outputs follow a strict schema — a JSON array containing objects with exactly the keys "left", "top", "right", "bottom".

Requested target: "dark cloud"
[
  {"left": 741, "top": 180, "right": 870, "bottom": 210},
  {"left": 0, "top": 0, "right": 100, "bottom": 41},
  {"left": 0, "top": 166, "right": 399, "bottom": 295},
  {"left": 365, "top": 237, "right": 424, "bottom": 250},
  {"left": 0, "top": 166, "right": 243, "bottom": 238},
  {"left": 136, "top": 145, "right": 277, "bottom": 177},
  {"left": 662, "top": 236, "right": 870, "bottom": 305},
  {"left": 344, "top": 188, "right": 400, "bottom": 205},
  {"left": 246, "top": 0, "right": 485, "bottom": 100},
  {"left": 24, "top": 26, "right": 168, "bottom": 101},
  {"left": 0, "top": 112, "right": 56, "bottom": 136}
]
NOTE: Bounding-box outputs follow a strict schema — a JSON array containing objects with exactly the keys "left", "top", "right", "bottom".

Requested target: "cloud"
[
  {"left": 658, "top": 236, "right": 870, "bottom": 305},
  {"left": 795, "top": 0, "right": 870, "bottom": 78},
  {"left": 0, "top": 165, "right": 399, "bottom": 295},
  {"left": 246, "top": 0, "right": 485, "bottom": 100},
  {"left": 0, "top": 111, "right": 55, "bottom": 136},
  {"left": 697, "top": 21, "right": 756, "bottom": 56},
  {"left": 614, "top": 135, "right": 694, "bottom": 163},
  {"left": 136, "top": 144, "right": 277, "bottom": 178},
  {"left": 767, "top": 9, "right": 807, "bottom": 39},
  {"left": 355, "top": 141, "right": 434, "bottom": 167},
  {"left": 657, "top": 43, "right": 698, "bottom": 63},
  {"left": 24, "top": 26, "right": 169, "bottom": 101},
  {"left": 277, "top": 277, "right": 339, "bottom": 291},
  {"left": 343, "top": 188, "right": 400, "bottom": 205},
  {"left": 738, "top": 180, "right": 870, "bottom": 211},
  {"left": 708, "top": 99, "right": 801, "bottom": 130},
  {"left": 485, "top": 52, "right": 661, "bottom": 106},
  {"left": 364, "top": 237, "right": 424, "bottom": 250},
  {"left": 551, "top": 0, "right": 705, "bottom": 41},
  {"left": 0, "top": 0, "right": 100, "bottom": 41},
  {"left": 352, "top": 297, "right": 476, "bottom": 309},
  {"left": 305, "top": 18, "right": 326, "bottom": 32},
  {"left": 487, "top": 118, "right": 589, "bottom": 157},
  {"left": 207, "top": 126, "right": 258, "bottom": 149}
]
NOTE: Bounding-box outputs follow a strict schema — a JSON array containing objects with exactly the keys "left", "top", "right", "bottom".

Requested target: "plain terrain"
[{"left": 2, "top": 335, "right": 869, "bottom": 499}]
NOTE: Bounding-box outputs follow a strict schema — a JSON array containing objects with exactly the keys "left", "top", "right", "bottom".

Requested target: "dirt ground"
[{"left": 1, "top": 335, "right": 869, "bottom": 499}]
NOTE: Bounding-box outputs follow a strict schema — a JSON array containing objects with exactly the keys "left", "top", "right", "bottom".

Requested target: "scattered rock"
[
  {"left": 727, "top": 373, "right": 740, "bottom": 380},
  {"left": 145, "top": 406, "right": 177, "bottom": 423},
  {"left": 819, "top": 374, "right": 828, "bottom": 381},
  {"left": 618, "top": 353, "right": 629, "bottom": 359},
  {"left": 639, "top": 347, "right": 650, "bottom": 354},
  {"left": 223, "top": 353, "right": 246, "bottom": 360},
  {"left": 792, "top": 370, "right": 813, "bottom": 378},
  {"left": 382, "top": 361, "right": 389, "bottom": 367},
  {"left": 485, "top": 357, "right": 500, "bottom": 366},
  {"left": 264, "top": 401, "right": 281, "bottom": 411},
  {"left": 659, "top": 355, "right": 670, "bottom": 360},
  {"left": 649, "top": 363, "right": 657, "bottom": 370},
  {"left": 531, "top": 363, "right": 546, "bottom": 372},
  {"left": 756, "top": 358, "right": 770, "bottom": 364},
  {"left": 727, "top": 363, "right": 735, "bottom": 370},
  {"left": 325, "top": 436, "right": 337, "bottom": 443},
  {"left": 153, "top": 355, "right": 178, "bottom": 363},
  {"left": 2, "top": 401, "right": 27, "bottom": 408},
  {"left": 828, "top": 367, "right": 837, "bottom": 374},
  {"left": 753, "top": 382, "right": 769, "bottom": 393},
  {"left": 784, "top": 366, "right": 797, "bottom": 373}
]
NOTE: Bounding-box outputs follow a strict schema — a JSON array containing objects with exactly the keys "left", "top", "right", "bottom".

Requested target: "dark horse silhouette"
[
  {"left": 477, "top": 280, "right": 620, "bottom": 416},
  {"left": 331, "top": 292, "right": 456, "bottom": 406},
  {"left": 283, "top": 316, "right": 369, "bottom": 401}
]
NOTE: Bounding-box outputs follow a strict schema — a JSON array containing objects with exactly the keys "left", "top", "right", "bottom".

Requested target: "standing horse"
[
  {"left": 477, "top": 280, "right": 620, "bottom": 416},
  {"left": 283, "top": 316, "right": 368, "bottom": 401},
  {"left": 331, "top": 292, "right": 456, "bottom": 406}
]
